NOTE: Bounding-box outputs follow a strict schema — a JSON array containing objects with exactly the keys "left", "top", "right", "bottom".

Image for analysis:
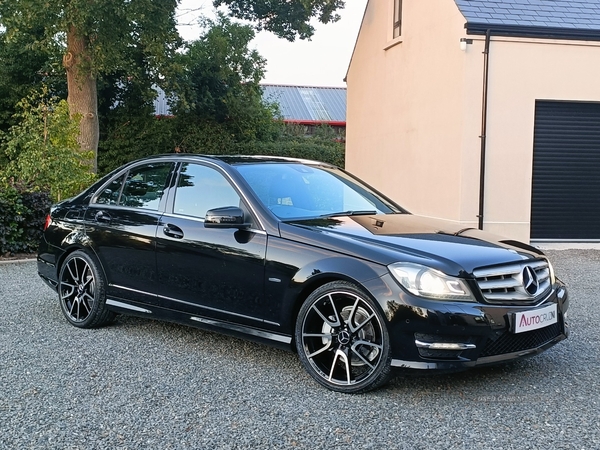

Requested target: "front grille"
[
  {"left": 473, "top": 259, "right": 552, "bottom": 305},
  {"left": 479, "top": 322, "right": 562, "bottom": 358}
]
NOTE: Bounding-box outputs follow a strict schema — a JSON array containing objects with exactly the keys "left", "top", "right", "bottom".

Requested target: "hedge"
[
  {"left": 97, "top": 117, "right": 345, "bottom": 175},
  {"left": 0, "top": 183, "right": 52, "bottom": 255}
]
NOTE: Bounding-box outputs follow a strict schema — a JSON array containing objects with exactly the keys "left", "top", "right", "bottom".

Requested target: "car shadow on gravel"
[
  {"left": 102, "top": 314, "right": 301, "bottom": 371},
  {"left": 94, "top": 313, "right": 570, "bottom": 397},
  {"left": 380, "top": 348, "right": 570, "bottom": 402}
]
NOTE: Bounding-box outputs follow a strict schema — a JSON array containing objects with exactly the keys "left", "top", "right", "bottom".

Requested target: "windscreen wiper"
[{"left": 318, "top": 210, "right": 377, "bottom": 218}]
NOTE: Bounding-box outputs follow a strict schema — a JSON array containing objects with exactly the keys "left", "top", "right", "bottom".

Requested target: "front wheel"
[
  {"left": 295, "top": 281, "right": 392, "bottom": 393},
  {"left": 58, "top": 250, "right": 115, "bottom": 328}
]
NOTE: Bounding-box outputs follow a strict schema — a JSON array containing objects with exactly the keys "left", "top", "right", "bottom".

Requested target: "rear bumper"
[{"left": 37, "top": 237, "right": 61, "bottom": 292}]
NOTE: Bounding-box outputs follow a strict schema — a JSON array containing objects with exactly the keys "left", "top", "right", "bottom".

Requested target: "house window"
[{"left": 393, "top": 0, "right": 402, "bottom": 38}]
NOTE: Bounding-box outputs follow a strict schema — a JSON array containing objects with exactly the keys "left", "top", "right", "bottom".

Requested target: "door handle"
[
  {"left": 163, "top": 223, "right": 184, "bottom": 239},
  {"left": 95, "top": 211, "right": 111, "bottom": 223}
]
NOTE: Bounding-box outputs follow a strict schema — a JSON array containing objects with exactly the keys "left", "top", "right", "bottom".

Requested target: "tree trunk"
[{"left": 63, "top": 25, "right": 99, "bottom": 173}]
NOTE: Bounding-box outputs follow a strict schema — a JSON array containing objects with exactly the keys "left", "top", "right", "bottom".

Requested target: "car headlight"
[{"left": 388, "top": 262, "right": 476, "bottom": 301}]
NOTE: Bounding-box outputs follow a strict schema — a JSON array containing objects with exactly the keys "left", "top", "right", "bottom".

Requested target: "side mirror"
[{"left": 204, "top": 206, "right": 251, "bottom": 229}]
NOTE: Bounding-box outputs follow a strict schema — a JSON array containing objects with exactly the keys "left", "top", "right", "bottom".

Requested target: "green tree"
[
  {"left": 214, "top": 0, "right": 345, "bottom": 40},
  {"left": 0, "top": 29, "right": 65, "bottom": 133},
  {"left": 0, "top": 0, "right": 182, "bottom": 171},
  {"left": 0, "top": 87, "right": 95, "bottom": 201},
  {"left": 171, "top": 14, "right": 280, "bottom": 147},
  {"left": 95, "top": 49, "right": 179, "bottom": 174},
  {"left": 96, "top": 13, "right": 284, "bottom": 175}
]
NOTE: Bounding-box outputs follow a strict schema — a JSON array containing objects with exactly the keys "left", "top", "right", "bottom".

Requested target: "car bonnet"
[{"left": 281, "top": 214, "right": 544, "bottom": 276}]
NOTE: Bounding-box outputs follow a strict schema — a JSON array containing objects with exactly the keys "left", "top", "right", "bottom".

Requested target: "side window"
[
  {"left": 95, "top": 163, "right": 173, "bottom": 210},
  {"left": 174, "top": 163, "right": 241, "bottom": 219},
  {"left": 96, "top": 175, "right": 126, "bottom": 205}
]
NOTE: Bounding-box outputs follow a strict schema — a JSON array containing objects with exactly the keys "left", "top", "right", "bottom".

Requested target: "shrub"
[
  {"left": 98, "top": 113, "right": 176, "bottom": 175},
  {"left": 20, "top": 187, "right": 53, "bottom": 252},
  {"left": 98, "top": 117, "right": 346, "bottom": 175},
  {"left": 0, "top": 182, "right": 51, "bottom": 255},
  {"left": 0, "top": 87, "right": 96, "bottom": 202}
]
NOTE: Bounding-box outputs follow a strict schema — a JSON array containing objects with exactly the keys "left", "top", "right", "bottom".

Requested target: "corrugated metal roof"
[
  {"left": 152, "top": 84, "right": 347, "bottom": 122},
  {"left": 261, "top": 84, "right": 347, "bottom": 123},
  {"left": 153, "top": 85, "right": 172, "bottom": 116},
  {"left": 455, "top": 0, "right": 600, "bottom": 31}
]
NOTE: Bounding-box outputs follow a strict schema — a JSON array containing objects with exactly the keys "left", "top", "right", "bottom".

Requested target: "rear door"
[{"left": 85, "top": 161, "right": 175, "bottom": 305}]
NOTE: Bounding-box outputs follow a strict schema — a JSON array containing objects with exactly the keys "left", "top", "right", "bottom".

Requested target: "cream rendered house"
[{"left": 346, "top": 0, "right": 600, "bottom": 242}]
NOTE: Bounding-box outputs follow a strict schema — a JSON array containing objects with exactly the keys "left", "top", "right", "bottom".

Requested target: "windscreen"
[{"left": 235, "top": 163, "right": 401, "bottom": 220}]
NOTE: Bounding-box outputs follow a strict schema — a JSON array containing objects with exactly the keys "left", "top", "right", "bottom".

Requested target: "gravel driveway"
[{"left": 1, "top": 250, "right": 599, "bottom": 449}]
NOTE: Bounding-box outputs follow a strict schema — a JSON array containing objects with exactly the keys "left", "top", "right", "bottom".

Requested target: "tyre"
[
  {"left": 295, "top": 280, "right": 392, "bottom": 393},
  {"left": 58, "top": 250, "right": 116, "bottom": 328}
]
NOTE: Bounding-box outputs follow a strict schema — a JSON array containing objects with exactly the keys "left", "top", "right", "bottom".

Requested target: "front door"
[{"left": 155, "top": 163, "right": 270, "bottom": 326}]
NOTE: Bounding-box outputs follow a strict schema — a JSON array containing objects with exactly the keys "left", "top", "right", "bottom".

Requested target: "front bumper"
[
  {"left": 365, "top": 274, "right": 569, "bottom": 370},
  {"left": 390, "top": 324, "right": 567, "bottom": 370}
]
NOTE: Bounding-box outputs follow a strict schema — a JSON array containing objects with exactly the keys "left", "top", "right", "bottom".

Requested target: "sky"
[{"left": 176, "top": 1, "right": 368, "bottom": 87}]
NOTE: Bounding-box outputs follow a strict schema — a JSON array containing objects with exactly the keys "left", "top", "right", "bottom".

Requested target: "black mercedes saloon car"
[{"left": 38, "top": 154, "right": 569, "bottom": 393}]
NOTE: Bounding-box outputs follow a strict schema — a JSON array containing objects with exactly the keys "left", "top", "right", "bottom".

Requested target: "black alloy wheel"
[
  {"left": 58, "top": 250, "right": 115, "bottom": 328},
  {"left": 295, "top": 281, "right": 392, "bottom": 393}
]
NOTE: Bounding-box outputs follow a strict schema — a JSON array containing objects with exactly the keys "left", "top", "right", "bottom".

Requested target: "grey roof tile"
[
  {"left": 545, "top": 16, "right": 566, "bottom": 22},
  {"left": 455, "top": 0, "right": 600, "bottom": 32},
  {"left": 520, "top": 5, "right": 541, "bottom": 11},
  {"left": 459, "top": 6, "right": 482, "bottom": 13},
  {"left": 500, "top": 18, "right": 524, "bottom": 25}
]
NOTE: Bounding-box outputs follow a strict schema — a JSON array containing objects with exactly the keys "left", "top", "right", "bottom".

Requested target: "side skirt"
[{"left": 105, "top": 298, "right": 293, "bottom": 351}]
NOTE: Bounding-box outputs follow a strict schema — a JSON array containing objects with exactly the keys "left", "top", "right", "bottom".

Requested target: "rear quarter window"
[{"left": 95, "top": 162, "right": 173, "bottom": 210}]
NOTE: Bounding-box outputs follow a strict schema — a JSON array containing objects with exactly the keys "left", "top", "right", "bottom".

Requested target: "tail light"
[{"left": 43, "top": 214, "right": 52, "bottom": 231}]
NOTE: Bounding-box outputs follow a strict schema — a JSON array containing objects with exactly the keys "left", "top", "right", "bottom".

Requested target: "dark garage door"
[{"left": 531, "top": 100, "right": 600, "bottom": 240}]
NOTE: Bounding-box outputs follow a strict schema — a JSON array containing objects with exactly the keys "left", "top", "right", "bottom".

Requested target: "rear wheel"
[
  {"left": 295, "top": 281, "right": 392, "bottom": 393},
  {"left": 58, "top": 250, "right": 115, "bottom": 328}
]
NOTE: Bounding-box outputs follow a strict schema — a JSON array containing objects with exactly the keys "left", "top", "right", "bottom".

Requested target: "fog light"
[{"left": 415, "top": 340, "right": 476, "bottom": 350}]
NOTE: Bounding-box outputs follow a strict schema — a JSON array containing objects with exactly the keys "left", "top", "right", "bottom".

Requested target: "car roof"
[{"left": 139, "top": 153, "right": 335, "bottom": 168}]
